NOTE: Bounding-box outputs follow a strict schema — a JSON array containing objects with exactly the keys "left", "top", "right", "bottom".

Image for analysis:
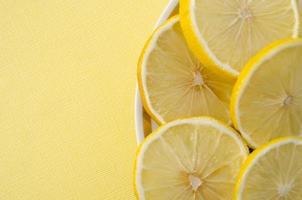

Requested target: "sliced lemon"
[
  {"left": 231, "top": 39, "right": 302, "bottom": 148},
  {"left": 180, "top": 0, "right": 300, "bottom": 77},
  {"left": 138, "top": 16, "right": 235, "bottom": 125},
  {"left": 235, "top": 137, "right": 302, "bottom": 200},
  {"left": 134, "top": 117, "right": 248, "bottom": 200}
]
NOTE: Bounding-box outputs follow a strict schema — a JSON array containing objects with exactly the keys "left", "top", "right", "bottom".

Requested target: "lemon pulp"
[
  {"left": 235, "top": 137, "right": 302, "bottom": 200},
  {"left": 180, "top": 0, "right": 299, "bottom": 76},
  {"left": 138, "top": 16, "right": 235, "bottom": 124},
  {"left": 231, "top": 39, "right": 302, "bottom": 148},
  {"left": 135, "top": 118, "right": 248, "bottom": 200}
]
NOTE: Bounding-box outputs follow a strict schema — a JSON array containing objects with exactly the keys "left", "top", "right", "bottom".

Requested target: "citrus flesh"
[
  {"left": 231, "top": 39, "right": 302, "bottom": 148},
  {"left": 180, "top": 0, "right": 299, "bottom": 76},
  {"left": 135, "top": 117, "right": 248, "bottom": 200},
  {"left": 138, "top": 16, "right": 235, "bottom": 124},
  {"left": 235, "top": 137, "right": 302, "bottom": 200}
]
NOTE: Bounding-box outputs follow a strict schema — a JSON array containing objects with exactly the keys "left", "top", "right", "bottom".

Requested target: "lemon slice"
[
  {"left": 138, "top": 16, "right": 235, "bottom": 124},
  {"left": 235, "top": 137, "right": 302, "bottom": 200},
  {"left": 134, "top": 117, "right": 248, "bottom": 200},
  {"left": 180, "top": 0, "right": 300, "bottom": 77},
  {"left": 231, "top": 39, "right": 302, "bottom": 148}
]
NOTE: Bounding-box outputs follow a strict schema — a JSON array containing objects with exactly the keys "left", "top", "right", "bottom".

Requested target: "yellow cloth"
[{"left": 0, "top": 0, "right": 168, "bottom": 199}]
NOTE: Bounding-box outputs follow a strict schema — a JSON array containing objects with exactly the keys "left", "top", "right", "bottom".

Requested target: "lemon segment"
[
  {"left": 138, "top": 16, "right": 235, "bottom": 124},
  {"left": 180, "top": 0, "right": 300, "bottom": 77},
  {"left": 134, "top": 117, "right": 248, "bottom": 200},
  {"left": 235, "top": 137, "right": 302, "bottom": 200},
  {"left": 231, "top": 39, "right": 302, "bottom": 148}
]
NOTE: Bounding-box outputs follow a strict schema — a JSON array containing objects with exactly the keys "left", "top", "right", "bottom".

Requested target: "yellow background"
[{"left": 0, "top": 0, "right": 168, "bottom": 199}]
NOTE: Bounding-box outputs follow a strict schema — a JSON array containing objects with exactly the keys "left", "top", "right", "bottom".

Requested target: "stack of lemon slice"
[{"left": 135, "top": 0, "right": 302, "bottom": 199}]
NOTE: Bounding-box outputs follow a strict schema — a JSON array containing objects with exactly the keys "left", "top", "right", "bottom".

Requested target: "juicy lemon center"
[
  {"left": 283, "top": 95, "right": 293, "bottom": 106},
  {"left": 278, "top": 183, "right": 293, "bottom": 197},
  {"left": 239, "top": 6, "right": 253, "bottom": 21},
  {"left": 193, "top": 70, "right": 205, "bottom": 86},
  {"left": 188, "top": 174, "right": 203, "bottom": 192}
]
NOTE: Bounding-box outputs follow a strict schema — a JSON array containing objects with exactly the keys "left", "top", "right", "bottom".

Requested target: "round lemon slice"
[
  {"left": 134, "top": 117, "right": 248, "bottom": 200},
  {"left": 231, "top": 39, "right": 302, "bottom": 148},
  {"left": 235, "top": 137, "right": 302, "bottom": 200},
  {"left": 138, "top": 16, "right": 235, "bottom": 125},
  {"left": 180, "top": 0, "right": 300, "bottom": 77}
]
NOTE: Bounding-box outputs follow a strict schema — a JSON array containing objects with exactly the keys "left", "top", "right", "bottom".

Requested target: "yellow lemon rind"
[
  {"left": 234, "top": 136, "right": 302, "bottom": 200},
  {"left": 179, "top": 0, "right": 239, "bottom": 78},
  {"left": 180, "top": 0, "right": 300, "bottom": 79},
  {"left": 230, "top": 38, "right": 302, "bottom": 148}
]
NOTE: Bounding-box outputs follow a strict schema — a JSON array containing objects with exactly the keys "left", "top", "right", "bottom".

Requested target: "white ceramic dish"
[{"left": 135, "top": 0, "right": 178, "bottom": 144}]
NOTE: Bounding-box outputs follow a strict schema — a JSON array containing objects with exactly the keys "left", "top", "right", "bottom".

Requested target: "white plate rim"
[{"left": 134, "top": 0, "right": 179, "bottom": 145}]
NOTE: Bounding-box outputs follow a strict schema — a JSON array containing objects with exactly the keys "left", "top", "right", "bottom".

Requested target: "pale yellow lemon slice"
[
  {"left": 231, "top": 39, "right": 302, "bottom": 148},
  {"left": 134, "top": 117, "right": 248, "bottom": 200},
  {"left": 235, "top": 137, "right": 302, "bottom": 200},
  {"left": 138, "top": 16, "right": 235, "bottom": 124},
  {"left": 180, "top": 0, "right": 300, "bottom": 77}
]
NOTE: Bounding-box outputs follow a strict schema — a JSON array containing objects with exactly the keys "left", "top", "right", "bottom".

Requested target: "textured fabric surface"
[{"left": 0, "top": 0, "right": 168, "bottom": 199}]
